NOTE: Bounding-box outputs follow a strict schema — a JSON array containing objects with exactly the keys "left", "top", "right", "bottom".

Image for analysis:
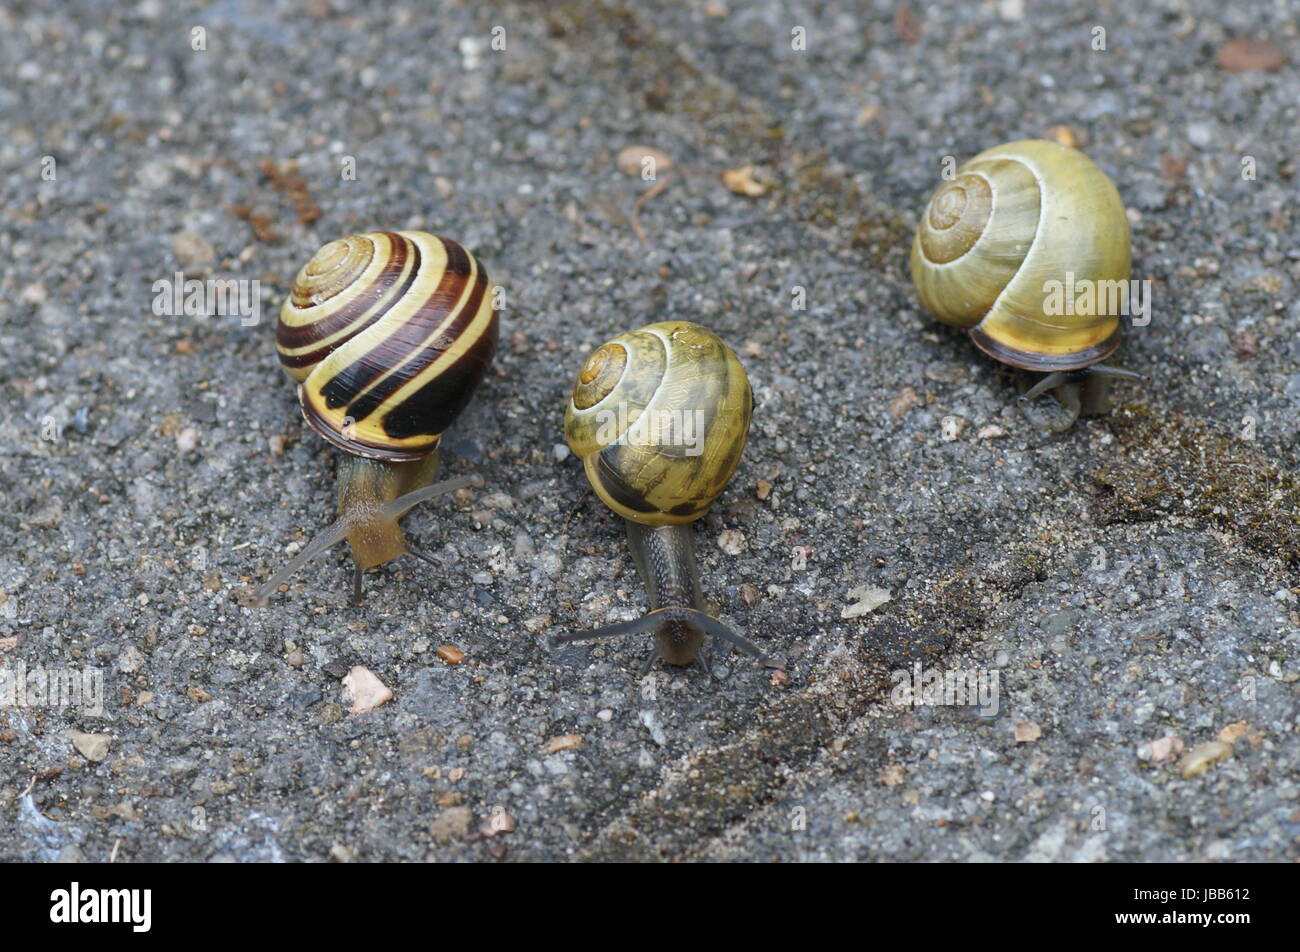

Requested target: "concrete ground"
[{"left": 1, "top": 0, "right": 1296, "bottom": 862}]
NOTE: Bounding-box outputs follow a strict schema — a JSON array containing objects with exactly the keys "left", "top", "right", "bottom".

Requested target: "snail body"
[
  {"left": 910, "top": 139, "right": 1145, "bottom": 430},
  {"left": 251, "top": 230, "right": 496, "bottom": 604},
  {"left": 554, "top": 321, "right": 770, "bottom": 674}
]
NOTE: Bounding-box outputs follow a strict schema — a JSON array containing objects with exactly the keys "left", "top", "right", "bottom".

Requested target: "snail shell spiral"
[
  {"left": 910, "top": 139, "right": 1131, "bottom": 371},
  {"left": 275, "top": 231, "right": 498, "bottom": 461},
  {"left": 564, "top": 321, "right": 751, "bottom": 526}
]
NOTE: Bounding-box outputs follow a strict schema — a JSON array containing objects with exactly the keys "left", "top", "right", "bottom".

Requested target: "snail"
[
  {"left": 910, "top": 139, "right": 1146, "bottom": 431},
  {"left": 250, "top": 230, "right": 497, "bottom": 605},
  {"left": 553, "top": 321, "right": 774, "bottom": 675}
]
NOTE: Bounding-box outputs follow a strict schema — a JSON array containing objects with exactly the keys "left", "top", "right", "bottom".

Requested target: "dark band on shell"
[{"left": 275, "top": 231, "right": 498, "bottom": 461}]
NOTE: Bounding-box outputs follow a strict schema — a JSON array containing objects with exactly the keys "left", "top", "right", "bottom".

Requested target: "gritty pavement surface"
[{"left": 1, "top": 0, "right": 1297, "bottom": 863}]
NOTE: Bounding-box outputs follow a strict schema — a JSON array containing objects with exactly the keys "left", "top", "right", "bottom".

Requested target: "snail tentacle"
[
  {"left": 1084, "top": 364, "right": 1148, "bottom": 382},
  {"left": 403, "top": 544, "right": 439, "bottom": 568},
  {"left": 1016, "top": 371, "right": 1070, "bottom": 405},
  {"left": 1017, "top": 372, "right": 1083, "bottom": 433},
  {"left": 555, "top": 606, "right": 768, "bottom": 664},
  {"left": 553, "top": 612, "right": 671, "bottom": 645},
  {"left": 377, "top": 473, "right": 483, "bottom": 522},
  {"left": 1017, "top": 362, "right": 1148, "bottom": 431},
  {"left": 253, "top": 472, "right": 475, "bottom": 606},
  {"left": 249, "top": 519, "right": 354, "bottom": 606}
]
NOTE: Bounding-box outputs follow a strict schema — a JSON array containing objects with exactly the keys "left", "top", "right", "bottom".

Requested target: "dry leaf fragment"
[
  {"left": 1217, "top": 37, "right": 1286, "bottom": 72},
  {"left": 259, "top": 158, "right": 321, "bottom": 225},
  {"left": 888, "top": 386, "right": 920, "bottom": 419},
  {"left": 342, "top": 665, "right": 393, "bottom": 715},
  {"left": 721, "top": 165, "right": 767, "bottom": 196},
  {"left": 856, "top": 104, "right": 882, "bottom": 125},
  {"left": 542, "top": 733, "right": 582, "bottom": 754},
  {"left": 1180, "top": 741, "right": 1233, "bottom": 778},
  {"left": 842, "top": 586, "right": 891, "bottom": 619},
  {"left": 1013, "top": 721, "right": 1042, "bottom": 743},
  {"left": 630, "top": 174, "right": 672, "bottom": 244},
  {"left": 1217, "top": 721, "right": 1250, "bottom": 745},
  {"left": 1160, "top": 154, "right": 1189, "bottom": 183},
  {"left": 894, "top": 6, "right": 923, "bottom": 44},
  {"left": 428, "top": 806, "right": 474, "bottom": 843}
]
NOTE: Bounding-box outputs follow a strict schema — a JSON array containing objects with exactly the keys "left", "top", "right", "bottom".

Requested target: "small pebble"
[
  {"left": 329, "top": 844, "right": 355, "bottom": 863},
  {"left": 1013, "top": 721, "right": 1042, "bottom": 743},
  {"left": 169, "top": 230, "right": 216, "bottom": 273},
  {"left": 1148, "top": 735, "right": 1184, "bottom": 762},
  {"left": 67, "top": 730, "right": 111, "bottom": 762},
  {"left": 436, "top": 644, "right": 466, "bottom": 665},
  {"left": 617, "top": 144, "right": 673, "bottom": 176},
  {"left": 717, "top": 529, "right": 746, "bottom": 555},
  {"left": 480, "top": 810, "right": 517, "bottom": 838},
  {"left": 341, "top": 666, "right": 393, "bottom": 715},
  {"left": 721, "top": 165, "right": 766, "bottom": 196}
]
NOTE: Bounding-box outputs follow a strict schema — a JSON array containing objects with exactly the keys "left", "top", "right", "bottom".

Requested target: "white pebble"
[
  {"left": 176, "top": 427, "right": 200, "bottom": 452},
  {"left": 940, "top": 416, "right": 966, "bottom": 442}
]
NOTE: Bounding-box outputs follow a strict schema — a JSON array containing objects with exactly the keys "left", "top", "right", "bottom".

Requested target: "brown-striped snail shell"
[
  {"left": 910, "top": 139, "right": 1147, "bottom": 431},
  {"left": 552, "top": 321, "right": 775, "bottom": 675},
  {"left": 250, "top": 231, "right": 497, "bottom": 605}
]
